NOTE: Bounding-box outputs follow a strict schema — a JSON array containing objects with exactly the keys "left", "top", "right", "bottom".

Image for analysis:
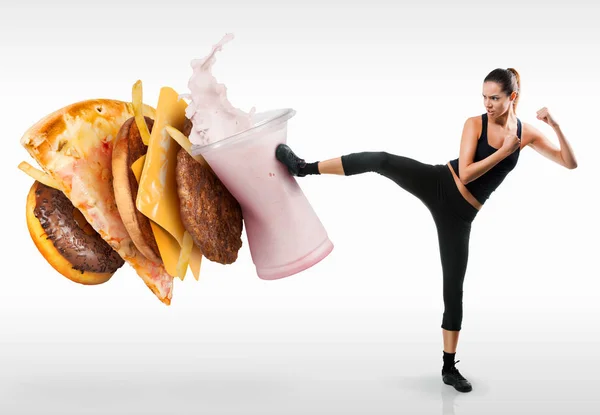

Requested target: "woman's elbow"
[{"left": 459, "top": 173, "right": 471, "bottom": 185}]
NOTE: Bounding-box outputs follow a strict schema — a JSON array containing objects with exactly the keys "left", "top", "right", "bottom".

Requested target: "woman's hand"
[
  {"left": 501, "top": 133, "right": 521, "bottom": 156},
  {"left": 536, "top": 107, "right": 559, "bottom": 128}
]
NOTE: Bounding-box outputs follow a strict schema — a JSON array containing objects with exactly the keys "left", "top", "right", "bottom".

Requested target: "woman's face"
[{"left": 482, "top": 81, "right": 514, "bottom": 117}]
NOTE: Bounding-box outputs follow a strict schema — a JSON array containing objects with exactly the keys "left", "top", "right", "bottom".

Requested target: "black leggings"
[{"left": 341, "top": 152, "right": 479, "bottom": 331}]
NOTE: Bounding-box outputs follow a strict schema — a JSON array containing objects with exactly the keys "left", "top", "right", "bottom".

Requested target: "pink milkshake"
[{"left": 182, "top": 34, "right": 333, "bottom": 279}]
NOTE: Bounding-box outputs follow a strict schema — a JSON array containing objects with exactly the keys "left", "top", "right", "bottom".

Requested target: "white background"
[{"left": 1, "top": 0, "right": 598, "bottom": 414}]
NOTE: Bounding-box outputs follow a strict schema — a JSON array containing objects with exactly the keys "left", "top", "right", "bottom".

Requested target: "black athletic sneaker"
[
  {"left": 275, "top": 144, "right": 307, "bottom": 177},
  {"left": 442, "top": 361, "right": 472, "bottom": 393}
]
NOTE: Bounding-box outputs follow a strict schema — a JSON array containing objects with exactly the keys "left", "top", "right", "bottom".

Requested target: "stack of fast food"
[{"left": 19, "top": 81, "right": 244, "bottom": 305}]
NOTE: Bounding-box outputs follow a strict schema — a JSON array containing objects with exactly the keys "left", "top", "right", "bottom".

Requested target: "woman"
[{"left": 275, "top": 68, "right": 578, "bottom": 393}]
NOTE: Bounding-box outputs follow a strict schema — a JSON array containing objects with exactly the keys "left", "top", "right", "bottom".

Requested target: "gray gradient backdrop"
[{"left": 2, "top": 0, "right": 599, "bottom": 414}]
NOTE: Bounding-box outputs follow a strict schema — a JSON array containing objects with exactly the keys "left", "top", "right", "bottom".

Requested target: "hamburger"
[{"left": 19, "top": 83, "right": 244, "bottom": 305}]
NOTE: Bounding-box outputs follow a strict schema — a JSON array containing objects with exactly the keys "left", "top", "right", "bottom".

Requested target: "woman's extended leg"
[
  {"left": 275, "top": 144, "right": 440, "bottom": 206},
  {"left": 317, "top": 157, "right": 344, "bottom": 175}
]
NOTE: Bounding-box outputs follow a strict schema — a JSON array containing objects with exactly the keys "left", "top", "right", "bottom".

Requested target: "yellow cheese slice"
[
  {"left": 131, "top": 153, "right": 181, "bottom": 277},
  {"left": 151, "top": 225, "right": 183, "bottom": 278},
  {"left": 136, "top": 87, "right": 188, "bottom": 244},
  {"left": 131, "top": 131, "right": 203, "bottom": 280},
  {"left": 130, "top": 155, "right": 146, "bottom": 181}
]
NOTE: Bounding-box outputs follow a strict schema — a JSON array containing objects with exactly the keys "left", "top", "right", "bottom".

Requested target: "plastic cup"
[{"left": 191, "top": 109, "right": 333, "bottom": 279}]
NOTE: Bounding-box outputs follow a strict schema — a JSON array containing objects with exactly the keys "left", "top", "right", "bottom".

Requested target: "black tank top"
[{"left": 449, "top": 114, "right": 522, "bottom": 204}]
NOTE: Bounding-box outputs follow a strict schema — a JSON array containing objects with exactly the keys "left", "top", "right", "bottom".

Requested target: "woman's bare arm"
[{"left": 526, "top": 107, "right": 578, "bottom": 169}]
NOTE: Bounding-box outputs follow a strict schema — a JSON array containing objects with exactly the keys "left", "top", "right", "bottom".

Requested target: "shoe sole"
[
  {"left": 275, "top": 144, "right": 301, "bottom": 176},
  {"left": 443, "top": 378, "right": 472, "bottom": 393}
]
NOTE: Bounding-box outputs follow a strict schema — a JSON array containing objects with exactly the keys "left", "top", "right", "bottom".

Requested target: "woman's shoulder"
[
  {"left": 462, "top": 114, "right": 484, "bottom": 135},
  {"left": 464, "top": 114, "right": 484, "bottom": 125}
]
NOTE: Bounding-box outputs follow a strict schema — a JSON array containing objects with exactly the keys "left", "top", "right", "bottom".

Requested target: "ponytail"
[{"left": 507, "top": 68, "right": 520, "bottom": 113}]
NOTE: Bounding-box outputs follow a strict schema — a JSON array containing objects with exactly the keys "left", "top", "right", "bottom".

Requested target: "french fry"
[
  {"left": 132, "top": 80, "right": 152, "bottom": 146},
  {"left": 165, "top": 125, "right": 213, "bottom": 173},
  {"left": 189, "top": 248, "right": 202, "bottom": 281},
  {"left": 18, "top": 161, "right": 60, "bottom": 190},
  {"left": 176, "top": 231, "right": 194, "bottom": 281}
]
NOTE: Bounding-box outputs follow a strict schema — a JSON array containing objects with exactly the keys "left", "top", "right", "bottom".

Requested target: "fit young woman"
[{"left": 275, "top": 68, "right": 578, "bottom": 393}]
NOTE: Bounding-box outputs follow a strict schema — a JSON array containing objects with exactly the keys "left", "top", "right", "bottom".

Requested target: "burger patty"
[
  {"left": 181, "top": 117, "right": 193, "bottom": 137},
  {"left": 175, "top": 147, "right": 243, "bottom": 264},
  {"left": 124, "top": 116, "right": 161, "bottom": 261}
]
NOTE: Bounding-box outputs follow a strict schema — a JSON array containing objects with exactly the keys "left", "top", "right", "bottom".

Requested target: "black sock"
[
  {"left": 443, "top": 351, "right": 456, "bottom": 371},
  {"left": 300, "top": 161, "right": 320, "bottom": 176}
]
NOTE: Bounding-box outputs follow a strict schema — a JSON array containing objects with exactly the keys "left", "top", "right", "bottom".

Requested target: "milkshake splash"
[{"left": 180, "top": 33, "right": 256, "bottom": 148}]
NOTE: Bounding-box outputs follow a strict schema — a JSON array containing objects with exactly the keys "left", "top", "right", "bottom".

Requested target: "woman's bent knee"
[
  {"left": 341, "top": 151, "right": 389, "bottom": 175},
  {"left": 372, "top": 151, "right": 390, "bottom": 172}
]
